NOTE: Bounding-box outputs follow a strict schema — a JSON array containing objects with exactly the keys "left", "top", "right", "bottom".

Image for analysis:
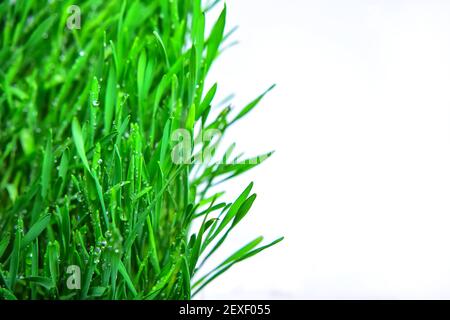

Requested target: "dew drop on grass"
[
  {"left": 25, "top": 253, "right": 33, "bottom": 265},
  {"left": 26, "top": 16, "right": 34, "bottom": 26}
]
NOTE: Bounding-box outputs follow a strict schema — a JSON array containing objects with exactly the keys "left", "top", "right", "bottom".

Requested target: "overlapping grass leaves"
[{"left": 0, "top": 0, "right": 282, "bottom": 300}]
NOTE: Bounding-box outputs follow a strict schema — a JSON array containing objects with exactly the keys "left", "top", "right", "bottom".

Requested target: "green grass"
[{"left": 0, "top": 0, "right": 282, "bottom": 300}]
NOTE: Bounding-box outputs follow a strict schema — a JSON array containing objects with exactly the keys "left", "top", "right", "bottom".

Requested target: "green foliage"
[{"left": 0, "top": 0, "right": 282, "bottom": 300}]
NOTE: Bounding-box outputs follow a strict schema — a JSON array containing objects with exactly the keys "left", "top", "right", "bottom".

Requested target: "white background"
[{"left": 197, "top": 0, "right": 450, "bottom": 299}]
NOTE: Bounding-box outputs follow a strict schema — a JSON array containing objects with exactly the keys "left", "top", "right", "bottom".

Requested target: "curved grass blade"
[{"left": 72, "top": 118, "right": 91, "bottom": 173}]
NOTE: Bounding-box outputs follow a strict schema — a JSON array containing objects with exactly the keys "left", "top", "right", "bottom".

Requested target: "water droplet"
[
  {"left": 26, "top": 16, "right": 34, "bottom": 26},
  {"left": 79, "top": 50, "right": 85, "bottom": 57}
]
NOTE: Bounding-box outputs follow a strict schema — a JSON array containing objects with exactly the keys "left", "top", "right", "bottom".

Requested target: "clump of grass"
[{"left": 0, "top": 0, "right": 282, "bottom": 300}]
